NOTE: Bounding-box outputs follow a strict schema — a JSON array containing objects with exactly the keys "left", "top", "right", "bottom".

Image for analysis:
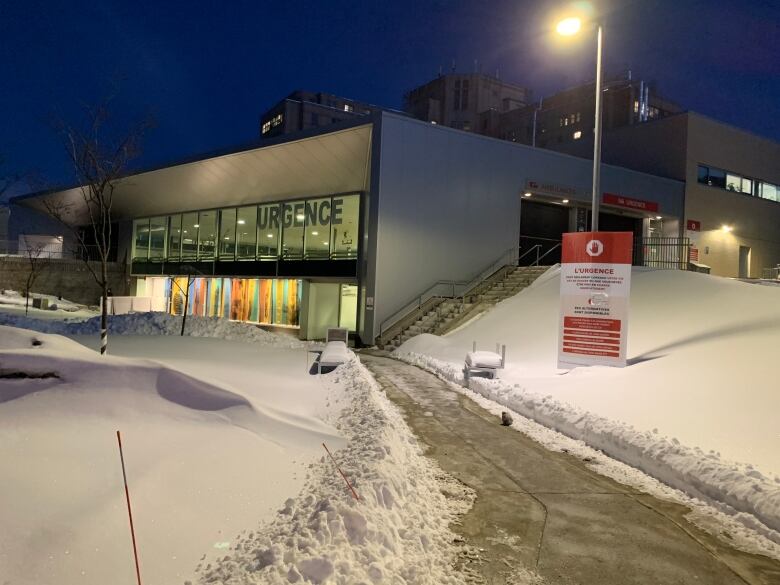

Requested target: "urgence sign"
[{"left": 558, "top": 232, "right": 633, "bottom": 368}]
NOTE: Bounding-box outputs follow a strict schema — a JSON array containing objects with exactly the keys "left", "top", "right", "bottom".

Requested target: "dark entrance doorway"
[
  {"left": 595, "top": 211, "right": 643, "bottom": 237},
  {"left": 519, "top": 200, "right": 568, "bottom": 265}
]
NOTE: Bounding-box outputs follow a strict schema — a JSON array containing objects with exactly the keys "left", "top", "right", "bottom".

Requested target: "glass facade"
[
  {"left": 168, "top": 277, "right": 303, "bottom": 327},
  {"left": 236, "top": 206, "right": 257, "bottom": 259},
  {"left": 132, "top": 193, "right": 360, "bottom": 262}
]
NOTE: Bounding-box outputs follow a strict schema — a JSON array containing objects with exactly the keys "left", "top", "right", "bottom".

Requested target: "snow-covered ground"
[
  {"left": 1, "top": 314, "right": 473, "bottom": 584},
  {"left": 0, "top": 289, "right": 97, "bottom": 321},
  {"left": 396, "top": 267, "right": 780, "bottom": 539}
]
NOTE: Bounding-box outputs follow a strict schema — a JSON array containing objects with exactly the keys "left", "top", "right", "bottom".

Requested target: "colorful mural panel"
[{"left": 169, "top": 277, "right": 301, "bottom": 327}]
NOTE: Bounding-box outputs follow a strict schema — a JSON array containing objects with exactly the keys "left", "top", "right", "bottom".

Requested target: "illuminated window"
[
  {"left": 331, "top": 194, "right": 360, "bottom": 259},
  {"left": 132, "top": 218, "right": 150, "bottom": 261},
  {"left": 573, "top": 130, "right": 582, "bottom": 140},
  {"left": 180, "top": 212, "right": 198, "bottom": 260},
  {"left": 760, "top": 182, "right": 779, "bottom": 202},
  {"left": 261, "top": 121, "right": 271, "bottom": 134},
  {"left": 303, "top": 197, "right": 333, "bottom": 259},
  {"left": 219, "top": 208, "right": 236, "bottom": 260},
  {"left": 167, "top": 214, "right": 182, "bottom": 261},
  {"left": 236, "top": 206, "right": 257, "bottom": 259},
  {"left": 149, "top": 217, "right": 167, "bottom": 260},
  {"left": 343, "top": 103, "right": 354, "bottom": 112},
  {"left": 633, "top": 100, "right": 639, "bottom": 113}
]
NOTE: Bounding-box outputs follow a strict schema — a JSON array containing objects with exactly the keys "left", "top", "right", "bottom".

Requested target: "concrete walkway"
[{"left": 361, "top": 353, "right": 780, "bottom": 585}]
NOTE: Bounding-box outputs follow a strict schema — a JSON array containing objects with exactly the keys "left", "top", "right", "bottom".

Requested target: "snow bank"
[
  {"left": 395, "top": 268, "right": 780, "bottom": 541},
  {"left": 0, "top": 289, "right": 97, "bottom": 320},
  {"left": 0, "top": 326, "right": 337, "bottom": 585},
  {"left": 0, "top": 311, "right": 304, "bottom": 348},
  {"left": 196, "top": 357, "right": 474, "bottom": 584}
]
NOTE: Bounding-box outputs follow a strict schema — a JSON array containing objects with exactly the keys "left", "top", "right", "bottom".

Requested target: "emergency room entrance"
[{"left": 519, "top": 199, "right": 567, "bottom": 264}]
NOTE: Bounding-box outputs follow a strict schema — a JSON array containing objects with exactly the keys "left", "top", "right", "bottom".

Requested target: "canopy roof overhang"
[{"left": 14, "top": 121, "right": 374, "bottom": 225}]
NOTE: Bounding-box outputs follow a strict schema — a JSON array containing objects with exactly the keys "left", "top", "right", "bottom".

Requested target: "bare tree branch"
[{"left": 41, "top": 94, "right": 153, "bottom": 355}]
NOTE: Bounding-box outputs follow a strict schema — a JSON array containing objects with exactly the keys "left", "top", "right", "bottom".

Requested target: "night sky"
[{"left": 1, "top": 0, "right": 778, "bottom": 189}]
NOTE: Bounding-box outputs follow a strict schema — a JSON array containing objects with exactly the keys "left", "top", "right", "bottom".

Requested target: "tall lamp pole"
[{"left": 557, "top": 16, "right": 604, "bottom": 232}]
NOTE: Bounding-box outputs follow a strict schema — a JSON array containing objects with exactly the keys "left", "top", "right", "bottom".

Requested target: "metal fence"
[{"left": 633, "top": 237, "right": 690, "bottom": 270}]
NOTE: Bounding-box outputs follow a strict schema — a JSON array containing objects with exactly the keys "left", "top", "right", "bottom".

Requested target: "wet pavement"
[{"left": 361, "top": 352, "right": 780, "bottom": 585}]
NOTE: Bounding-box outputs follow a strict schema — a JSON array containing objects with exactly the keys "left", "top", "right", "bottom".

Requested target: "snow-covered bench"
[
  {"left": 317, "top": 328, "right": 351, "bottom": 374},
  {"left": 464, "top": 342, "right": 506, "bottom": 381}
]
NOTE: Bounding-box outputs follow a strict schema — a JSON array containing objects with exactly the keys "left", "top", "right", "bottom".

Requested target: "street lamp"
[{"left": 556, "top": 14, "right": 603, "bottom": 232}]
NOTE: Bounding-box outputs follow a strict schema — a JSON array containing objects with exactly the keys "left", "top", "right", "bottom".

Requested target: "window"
[
  {"left": 132, "top": 218, "right": 150, "bottom": 260},
  {"left": 573, "top": 130, "right": 582, "bottom": 140},
  {"left": 699, "top": 164, "right": 775, "bottom": 199},
  {"left": 343, "top": 103, "right": 354, "bottom": 112},
  {"left": 331, "top": 194, "right": 359, "bottom": 259},
  {"left": 303, "top": 197, "right": 332, "bottom": 259},
  {"left": 219, "top": 208, "right": 236, "bottom": 260},
  {"left": 180, "top": 212, "right": 198, "bottom": 260},
  {"left": 463, "top": 121, "right": 472, "bottom": 131},
  {"left": 167, "top": 214, "right": 182, "bottom": 261},
  {"left": 310, "top": 113, "right": 319, "bottom": 126},
  {"left": 760, "top": 182, "right": 779, "bottom": 202},
  {"left": 453, "top": 80, "right": 461, "bottom": 110},
  {"left": 281, "top": 201, "right": 305, "bottom": 259},
  {"left": 576, "top": 112, "right": 581, "bottom": 122},
  {"left": 703, "top": 167, "right": 726, "bottom": 188},
  {"left": 149, "top": 216, "right": 167, "bottom": 260},
  {"left": 726, "top": 173, "right": 752, "bottom": 194},
  {"left": 198, "top": 210, "right": 217, "bottom": 260},
  {"left": 461, "top": 80, "right": 469, "bottom": 110},
  {"left": 262, "top": 113, "right": 283, "bottom": 134},
  {"left": 236, "top": 206, "right": 257, "bottom": 259},
  {"left": 257, "top": 204, "right": 280, "bottom": 258}
]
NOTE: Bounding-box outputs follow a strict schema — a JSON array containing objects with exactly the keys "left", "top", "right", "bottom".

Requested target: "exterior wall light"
[
  {"left": 562, "top": 199, "right": 570, "bottom": 203},
  {"left": 722, "top": 225, "right": 733, "bottom": 232},
  {"left": 655, "top": 215, "right": 662, "bottom": 220},
  {"left": 523, "top": 192, "right": 532, "bottom": 197}
]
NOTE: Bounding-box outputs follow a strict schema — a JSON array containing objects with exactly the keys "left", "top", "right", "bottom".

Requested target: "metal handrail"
[
  {"left": 378, "top": 246, "right": 519, "bottom": 338},
  {"left": 517, "top": 242, "right": 561, "bottom": 267},
  {"left": 517, "top": 244, "right": 542, "bottom": 265},
  {"left": 536, "top": 243, "right": 562, "bottom": 265}
]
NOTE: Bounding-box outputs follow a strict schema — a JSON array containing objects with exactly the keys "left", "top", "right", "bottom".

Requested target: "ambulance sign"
[{"left": 558, "top": 232, "right": 633, "bottom": 368}]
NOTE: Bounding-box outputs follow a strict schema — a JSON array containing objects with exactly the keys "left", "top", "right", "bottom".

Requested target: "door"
[
  {"left": 519, "top": 200, "right": 568, "bottom": 265},
  {"left": 739, "top": 246, "right": 751, "bottom": 278}
]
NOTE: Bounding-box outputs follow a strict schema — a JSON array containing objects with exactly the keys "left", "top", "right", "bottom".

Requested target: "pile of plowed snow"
[
  {"left": 396, "top": 268, "right": 780, "bottom": 540},
  {"left": 195, "top": 358, "right": 474, "bottom": 585},
  {"left": 0, "top": 326, "right": 334, "bottom": 584},
  {"left": 0, "top": 310, "right": 304, "bottom": 347}
]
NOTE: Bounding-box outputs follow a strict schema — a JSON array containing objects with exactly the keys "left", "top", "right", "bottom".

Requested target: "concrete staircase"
[{"left": 382, "top": 265, "right": 550, "bottom": 351}]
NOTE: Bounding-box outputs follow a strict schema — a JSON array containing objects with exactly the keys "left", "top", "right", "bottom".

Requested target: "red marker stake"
[
  {"left": 322, "top": 442, "right": 360, "bottom": 501},
  {"left": 117, "top": 431, "right": 142, "bottom": 585}
]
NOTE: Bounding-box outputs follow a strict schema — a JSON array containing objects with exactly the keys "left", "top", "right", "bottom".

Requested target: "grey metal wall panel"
[{"left": 370, "top": 113, "right": 684, "bottom": 341}]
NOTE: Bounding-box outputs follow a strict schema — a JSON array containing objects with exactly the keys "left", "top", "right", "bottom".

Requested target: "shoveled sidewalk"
[{"left": 360, "top": 352, "right": 780, "bottom": 585}]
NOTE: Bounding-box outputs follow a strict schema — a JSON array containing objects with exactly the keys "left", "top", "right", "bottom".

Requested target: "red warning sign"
[{"left": 558, "top": 232, "right": 633, "bottom": 368}]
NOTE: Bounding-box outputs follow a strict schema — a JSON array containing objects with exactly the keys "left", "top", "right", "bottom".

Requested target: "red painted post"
[
  {"left": 322, "top": 442, "right": 360, "bottom": 501},
  {"left": 117, "top": 431, "right": 142, "bottom": 585}
]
